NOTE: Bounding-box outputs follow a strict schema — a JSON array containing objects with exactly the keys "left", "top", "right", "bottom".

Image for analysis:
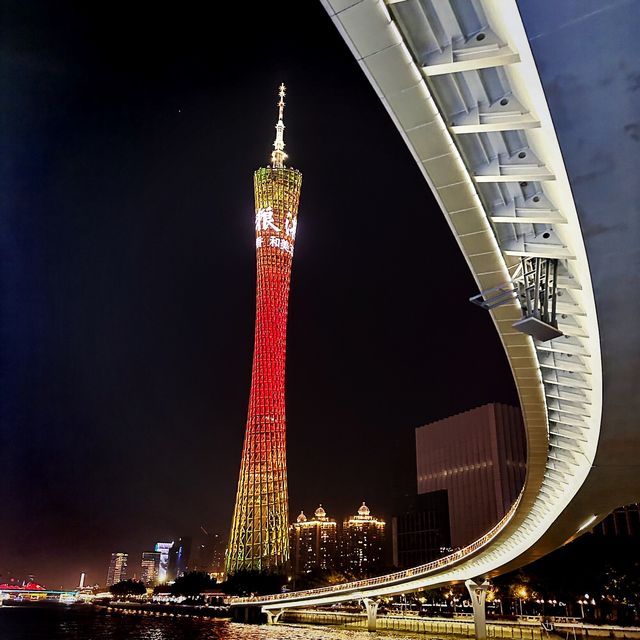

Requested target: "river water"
[{"left": 0, "top": 606, "right": 427, "bottom": 640}]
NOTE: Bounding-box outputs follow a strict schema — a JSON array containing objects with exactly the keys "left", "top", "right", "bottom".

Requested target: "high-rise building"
[
  {"left": 210, "top": 535, "right": 225, "bottom": 579},
  {"left": 416, "top": 403, "right": 526, "bottom": 549},
  {"left": 595, "top": 504, "right": 640, "bottom": 537},
  {"left": 226, "top": 84, "right": 302, "bottom": 574},
  {"left": 392, "top": 490, "right": 450, "bottom": 568},
  {"left": 290, "top": 505, "right": 338, "bottom": 575},
  {"left": 192, "top": 527, "right": 225, "bottom": 577},
  {"left": 106, "top": 552, "right": 128, "bottom": 587},
  {"left": 140, "top": 551, "right": 161, "bottom": 585},
  {"left": 167, "top": 536, "right": 191, "bottom": 580},
  {"left": 341, "top": 503, "right": 386, "bottom": 576},
  {"left": 154, "top": 541, "right": 174, "bottom": 583}
]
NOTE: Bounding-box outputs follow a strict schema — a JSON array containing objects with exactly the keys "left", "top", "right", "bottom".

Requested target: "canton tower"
[{"left": 226, "top": 84, "right": 302, "bottom": 574}]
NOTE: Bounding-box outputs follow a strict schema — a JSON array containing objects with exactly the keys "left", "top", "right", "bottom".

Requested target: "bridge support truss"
[{"left": 470, "top": 256, "right": 562, "bottom": 342}]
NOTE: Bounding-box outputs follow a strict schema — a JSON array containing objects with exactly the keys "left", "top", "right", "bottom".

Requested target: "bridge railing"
[{"left": 231, "top": 494, "right": 522, "bottom": 605}]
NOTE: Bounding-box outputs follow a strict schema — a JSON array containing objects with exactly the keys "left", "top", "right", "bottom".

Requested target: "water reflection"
[
  {"left": 0, "top": 608, "right": 436, "bottom": 640},
  {"left": 223, "top": 622, "right": 431, "bottom": 640}
]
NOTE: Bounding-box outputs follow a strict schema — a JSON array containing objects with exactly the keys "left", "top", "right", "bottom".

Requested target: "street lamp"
[{"left": 517, "top": 587, "right": 527, "bottom": 616}]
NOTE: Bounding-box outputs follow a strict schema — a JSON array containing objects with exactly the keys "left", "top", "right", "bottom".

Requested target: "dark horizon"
[{"left": 1, "top": 1, "right": 518, "bottom": 589}]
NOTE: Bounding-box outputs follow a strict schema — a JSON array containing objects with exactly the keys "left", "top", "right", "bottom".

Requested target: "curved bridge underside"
[{"left": 232, "top": 0, "right": 639, "bottom": 610}]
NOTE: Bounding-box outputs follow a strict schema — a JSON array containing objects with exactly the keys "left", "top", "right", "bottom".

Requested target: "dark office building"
[
  {"left": 192, "top": 527, "right": 225, "bottom": 576},
  {"left": 595, "top": 504, "right": 640, "bottom": 536},
  {"left": 416, "top": 403, "right": 526, "bottom": 548},
  {"left": 392, "top": 490, "right": 450, "bottom": 568},
  {"left": 167, "top": 536, "right": 191, "bottom": 580}
]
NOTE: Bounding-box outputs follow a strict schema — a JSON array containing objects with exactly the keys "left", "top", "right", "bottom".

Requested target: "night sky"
[{"left": 1, "top": 1, "right": 517, "bottom": 589}]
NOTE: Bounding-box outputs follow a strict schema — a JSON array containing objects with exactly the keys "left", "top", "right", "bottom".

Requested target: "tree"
[
  {"left": 491, "top": 533, "right": 640, "bottom": 623},
  {"left": 221, "top": 570, "right": 286, "bottom": 596},
  {"left": 109, "top": 579, "right": 146, "bottom": 596},
  {"left": 169, "top": 571, "right": 217, "bottom": 596},
  {"left": 292, "top": 568, "right": 356, "bottom": 591}
]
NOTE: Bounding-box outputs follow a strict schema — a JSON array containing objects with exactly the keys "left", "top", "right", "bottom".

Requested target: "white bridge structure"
[{"left": 231, "top": 0, "right": 639, "bottom": 632}]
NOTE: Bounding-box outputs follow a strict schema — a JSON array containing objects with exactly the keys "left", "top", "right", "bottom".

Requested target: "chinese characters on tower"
[{"left": 255, "top": 206, "right": 297, "bottom": 254}]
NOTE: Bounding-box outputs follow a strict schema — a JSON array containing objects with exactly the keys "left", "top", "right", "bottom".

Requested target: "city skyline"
[{"left": 1, "top": 1, "right": 518, "bottom": 589}]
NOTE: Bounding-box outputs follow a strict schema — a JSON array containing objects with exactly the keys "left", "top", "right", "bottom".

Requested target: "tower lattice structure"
[{"left": 226, "top": 84, "right": 302, "bottom": 574}]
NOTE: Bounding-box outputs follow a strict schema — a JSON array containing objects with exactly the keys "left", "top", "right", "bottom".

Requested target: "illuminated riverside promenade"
[
  {"left": 0, "top": 583, "right": 78, "bottom": 604},
  {"left": 279, "top": 610, "right": 640, "bottom": 640},
  {"left": 229, "top": 0, "right": 640, "bottom": 634},
  {"left": 90, "top": 601, "right": 640, "bottom": 640}
]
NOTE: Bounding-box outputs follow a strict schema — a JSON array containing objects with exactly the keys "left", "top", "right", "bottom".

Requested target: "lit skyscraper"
[
  {"left": 341, "top": 503, "right": 386, "bottom": 576},
  {"left": 106, "top": 552, "right": 128, "bottom": 587},
  {"left": 290, "top": 505, "right": 338, "bottom": 575},
  {"left": 154, "top": 541, "right": 173, "bottom": 583},
  {"left": 226, "top": 84, "right": 302, "bottom": 574},
  {"left": 140, "top": 551, "right": 161, "bottom": 585}
]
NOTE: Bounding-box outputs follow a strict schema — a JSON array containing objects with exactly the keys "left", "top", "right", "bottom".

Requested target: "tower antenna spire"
[{"left": 271, "top": 83, "right": 287, "bottom": 168}]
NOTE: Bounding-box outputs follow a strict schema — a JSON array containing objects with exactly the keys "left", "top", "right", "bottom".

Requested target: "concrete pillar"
[
  {"left": 362, "top": 598, "right": 379, "bottom": 632},
  {"left": 264, "top": 609, "right": 284, "bottom": 625},
  {"left": 466, "top": 578, "right": 490, "bottom": 640}
]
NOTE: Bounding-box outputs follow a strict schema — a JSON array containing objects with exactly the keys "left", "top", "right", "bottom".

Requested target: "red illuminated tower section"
[{"left": 226, "top": 84, "right": 302, "bottom": 573}]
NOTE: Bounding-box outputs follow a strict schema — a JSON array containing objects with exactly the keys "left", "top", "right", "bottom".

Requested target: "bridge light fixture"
[{"left": 577, "top": 514, "right": 597, "bottom": 533}]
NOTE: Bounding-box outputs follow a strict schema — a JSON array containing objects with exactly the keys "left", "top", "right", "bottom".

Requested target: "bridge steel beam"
[{"left": 229, "top": 0, "right": 638, "bottom": 613}]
